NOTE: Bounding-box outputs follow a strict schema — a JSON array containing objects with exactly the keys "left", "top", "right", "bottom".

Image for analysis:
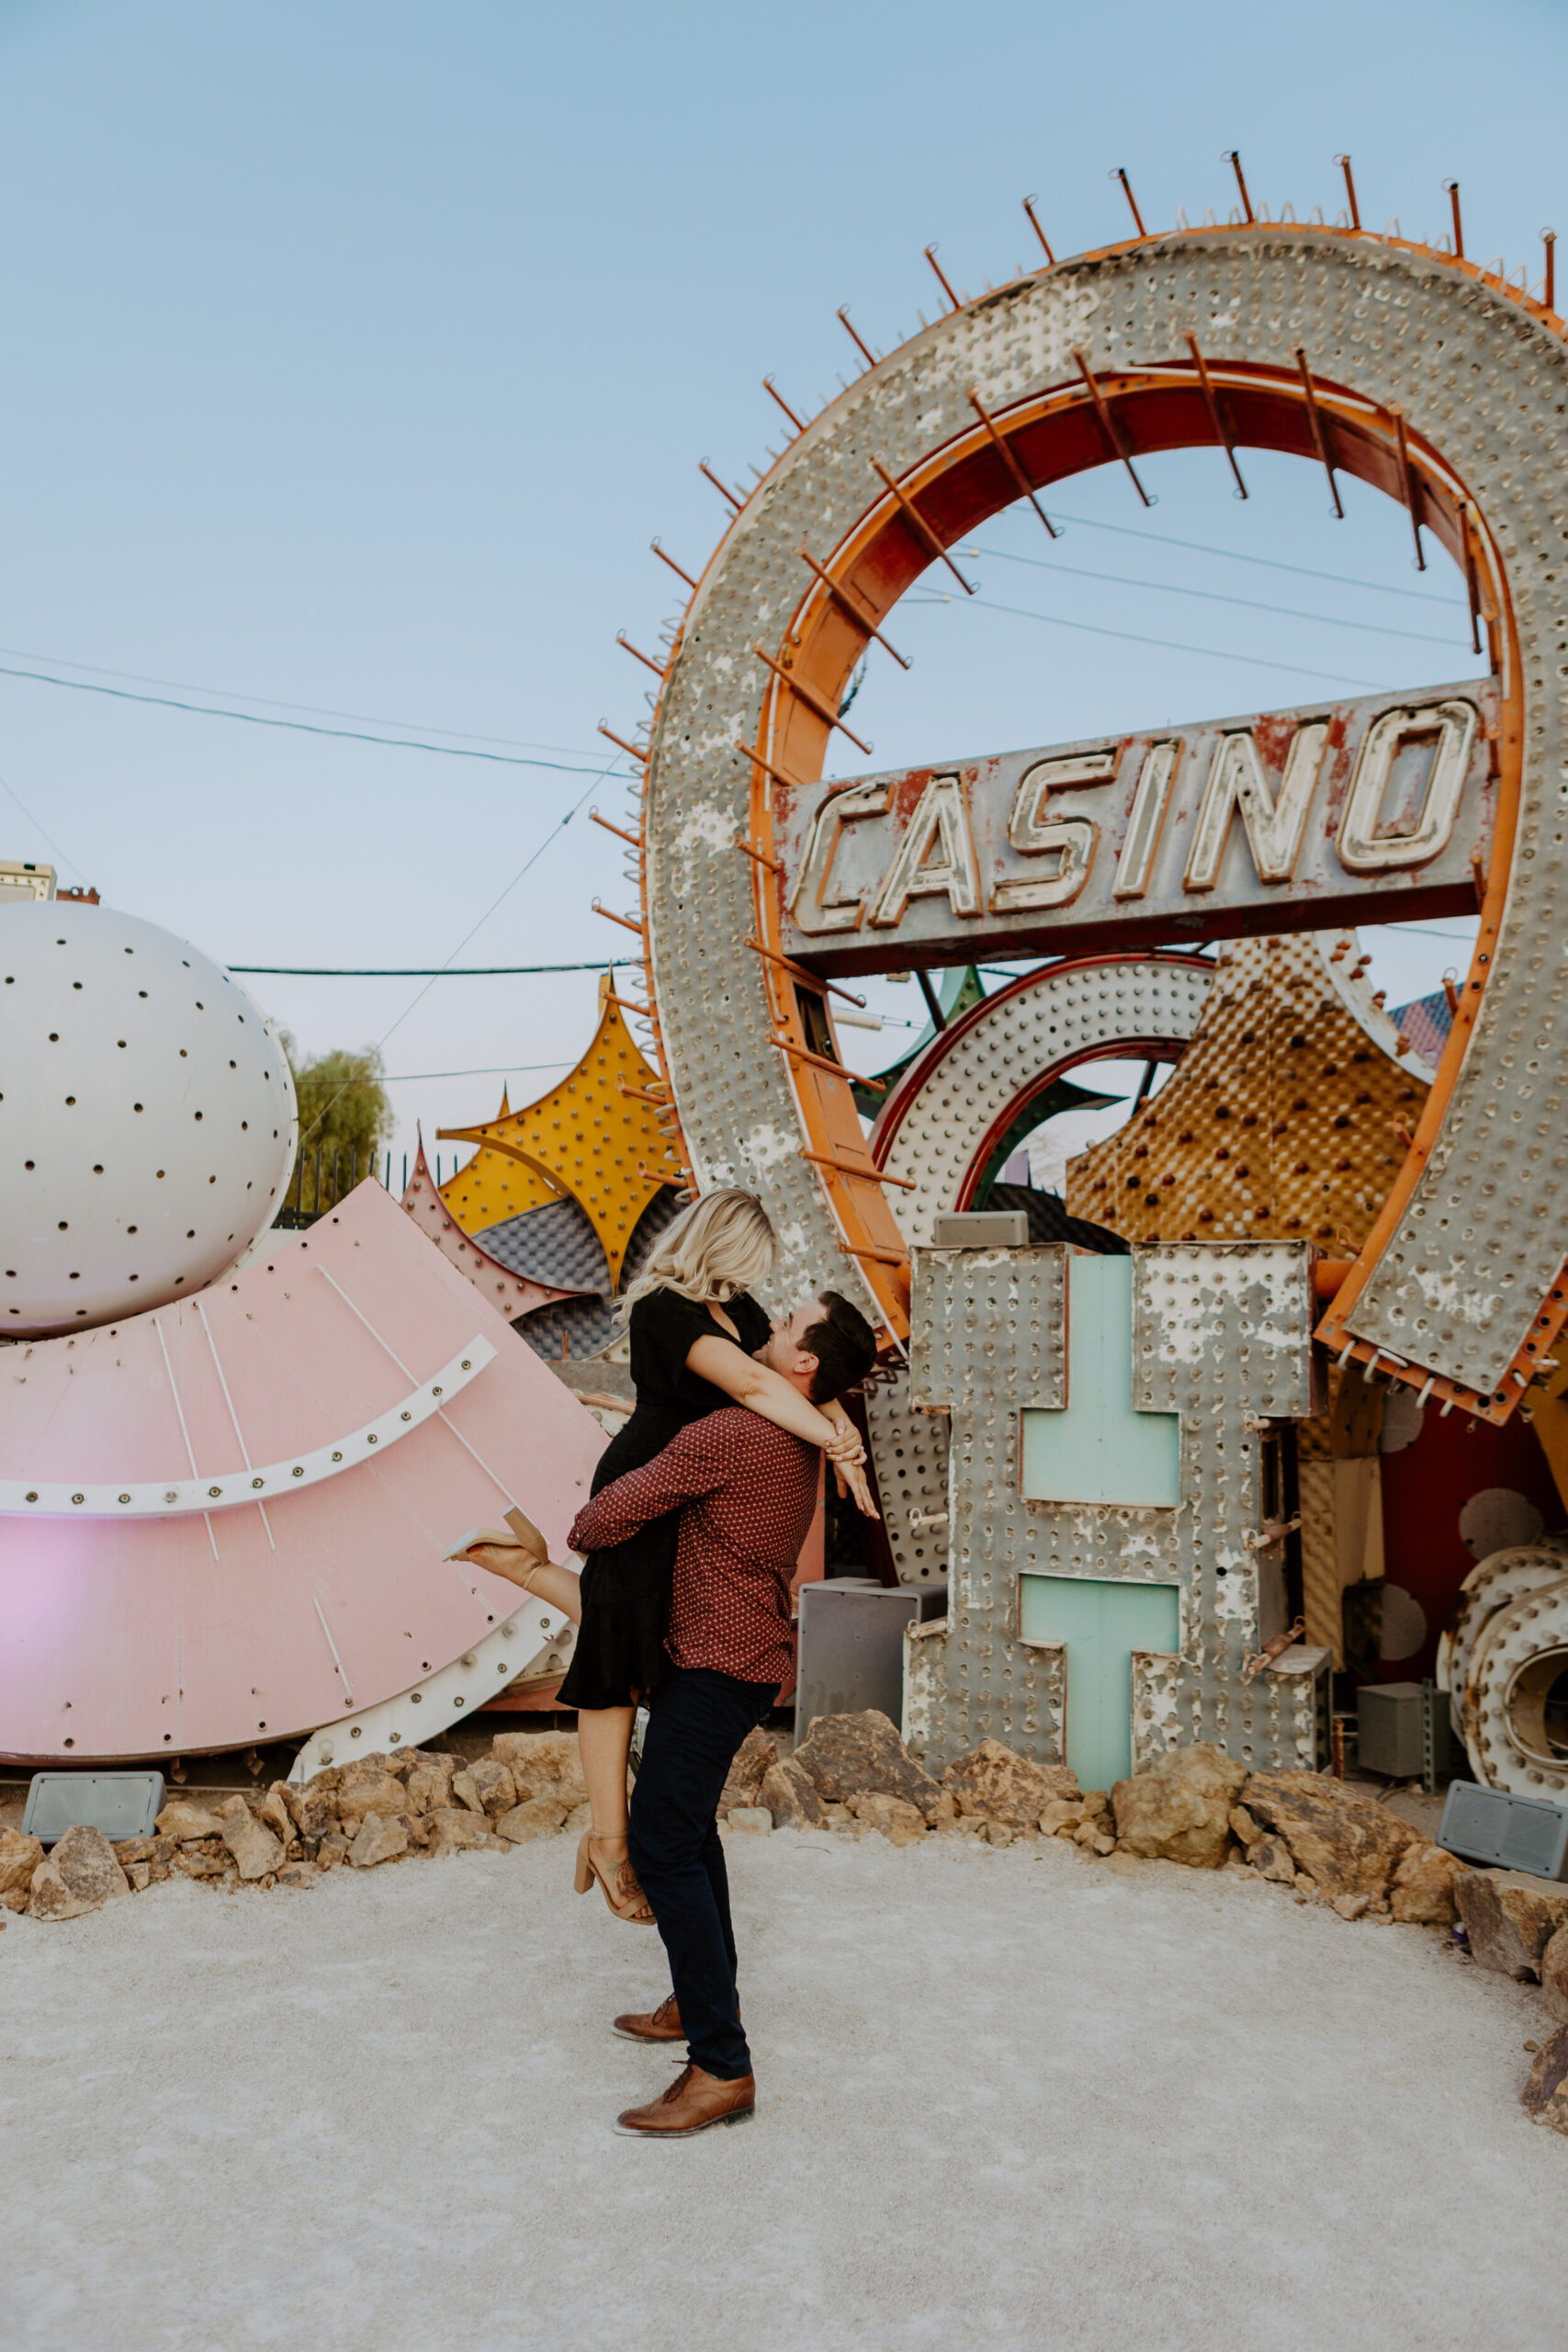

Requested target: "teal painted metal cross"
[{"left": 1021, "top": 1254, "right": 1180, "bottom": 1506}]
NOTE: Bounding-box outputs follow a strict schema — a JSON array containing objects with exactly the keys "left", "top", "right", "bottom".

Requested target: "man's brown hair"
[{"left": 801, "top": 1289, "right": 878, "bottom": 1405}]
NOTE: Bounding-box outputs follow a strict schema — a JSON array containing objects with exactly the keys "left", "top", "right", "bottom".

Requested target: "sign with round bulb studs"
[{"left": 0, "top": 901, "right": 299, "bottom": 1332}]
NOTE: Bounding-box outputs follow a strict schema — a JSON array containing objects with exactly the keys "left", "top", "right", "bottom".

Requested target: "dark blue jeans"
[{"left": 627, "top": 1667, "right": 777, "bottom": 2081}]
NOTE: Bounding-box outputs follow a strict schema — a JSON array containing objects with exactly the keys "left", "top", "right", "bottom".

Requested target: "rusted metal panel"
[
  {"left": 1065, "top": 930, "right": 1432, "bottom": 1248},
  {"left": 773, "top": 681, "right": 1499, "bottom": 978}
]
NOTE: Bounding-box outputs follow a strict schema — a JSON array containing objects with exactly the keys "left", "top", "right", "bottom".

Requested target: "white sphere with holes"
[{"left": 0, "top": 901, "right": 298, "bottom": 1333}]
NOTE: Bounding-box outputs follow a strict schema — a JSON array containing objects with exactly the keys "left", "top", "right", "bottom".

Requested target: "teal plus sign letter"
[{"left": 907, "top": 1240, "right": 1324, "bottom": 1787}]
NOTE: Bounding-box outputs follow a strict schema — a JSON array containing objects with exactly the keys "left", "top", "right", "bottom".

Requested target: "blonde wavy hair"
[{"left": 619, "top": 1188, "right": 776, "bottom": 1318}]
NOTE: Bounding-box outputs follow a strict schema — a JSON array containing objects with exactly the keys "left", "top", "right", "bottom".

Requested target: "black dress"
[{"left": 557, "top": 1285, "right": 773, "bottom": 1711}]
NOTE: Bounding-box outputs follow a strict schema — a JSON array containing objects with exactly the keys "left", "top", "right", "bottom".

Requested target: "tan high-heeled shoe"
[
  {"left": 443, "top": 1504, "right": 549, "bottom": 1566},
  {"left": 574, "top": 1832, "right": 655, "bottom": 1925}
]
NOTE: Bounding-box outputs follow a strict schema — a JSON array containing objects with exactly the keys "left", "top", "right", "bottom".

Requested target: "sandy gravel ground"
[{"left": 4, "top": 1826, "right": 1565, "bottom": 2352}]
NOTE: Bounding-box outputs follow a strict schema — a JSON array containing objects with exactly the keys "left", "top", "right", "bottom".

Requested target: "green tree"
[{"left": 281, "top": 1034, "right": 394, "bottom": 1216}]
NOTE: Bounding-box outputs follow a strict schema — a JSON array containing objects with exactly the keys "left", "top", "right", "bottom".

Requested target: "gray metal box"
[
  {"left": 1358, "top": 1682, "right": 1451, "bottom": 1779},
  {"left": 795, "top": 1579, "right": 946, "bottom": 1743},
  {"left": 23, "top": 1771, "right": 164, "bottom": 1848},
  {"left": 1438, "top": 1780, "right": 1568, "bottom": 1879},
  {"left": 930, "top": 1210, "right": 1028, "bottom": 1250}
]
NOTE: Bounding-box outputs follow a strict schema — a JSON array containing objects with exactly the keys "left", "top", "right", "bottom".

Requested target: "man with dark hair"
[{"left": 563, "top": 1289, "right": 879, "bottom": 2138}]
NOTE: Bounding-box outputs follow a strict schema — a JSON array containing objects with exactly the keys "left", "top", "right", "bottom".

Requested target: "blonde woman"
[{"left": 472, "top": 1189, "right": 874, "bottom": 1922}]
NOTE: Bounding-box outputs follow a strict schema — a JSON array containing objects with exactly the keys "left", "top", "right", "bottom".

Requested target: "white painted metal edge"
[
  {"left": 288, "top": 1594, "right": 574, "bottom": 1782},
  {"left": 1, "top": 1336, "right": 495, "bottom": 1517}
]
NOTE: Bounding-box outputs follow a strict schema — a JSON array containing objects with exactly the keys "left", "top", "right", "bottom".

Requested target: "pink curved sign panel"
[{"left": 0, "top": 1182, "right": 605, "bottom": 1763}]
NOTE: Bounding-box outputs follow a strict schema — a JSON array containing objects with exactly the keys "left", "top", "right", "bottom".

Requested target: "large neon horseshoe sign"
[{"left": 633, "top": 223, "right": 1565, "bottom": 1426}]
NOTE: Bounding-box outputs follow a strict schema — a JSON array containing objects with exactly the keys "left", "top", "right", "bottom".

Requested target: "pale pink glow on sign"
[{"left": 0, "top": 1182, "right": 605, "bottom": 1763}]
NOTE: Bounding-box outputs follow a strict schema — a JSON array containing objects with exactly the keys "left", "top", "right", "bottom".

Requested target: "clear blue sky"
[{"left": 1, "top": 0, "right": 1560, "bottom": 1176}]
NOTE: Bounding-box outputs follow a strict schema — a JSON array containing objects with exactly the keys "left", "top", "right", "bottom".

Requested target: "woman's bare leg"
[
  {"left": 518, "top": 1560, "right": 582, "bottom": 1623},
  {"left": 460, "top": 1544, "right": 581, "bottom": 1624},
  {"left": 577, "top": 1704, "right": 637, "bottom": 1839}
]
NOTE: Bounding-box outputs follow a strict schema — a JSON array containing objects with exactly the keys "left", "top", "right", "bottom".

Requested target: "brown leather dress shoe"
[
  {"left": 614, "top": 2063, "right": 755, "bottom": 2137},
  {"left": 612, "top": 1993, "right": 683, "bottom": 2042}
]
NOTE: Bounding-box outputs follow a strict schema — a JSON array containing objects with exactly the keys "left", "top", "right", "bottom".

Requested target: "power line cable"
[
  {"left": 325, "top": 1060, "right": 578, "bottom": 1085},
  {"left": 966, "top": 544, "right": 1472, "bottom": 650},
  {"left": 232, "top": 957, "right": 641, "bottom": 977},
  {"left": 0, "top": 643, "right": 608, "bottom": 758},
  {"left": 1031, "top": 509, "right": 1470, "bottom": 606},
  {"left": 295, "top": 752, "right": 630, "bottom": 1148},
  {"left": 0, "top": 769, "right": 85, "bottom": 881},
  {"left": 909, "top": 591, "right": 1383, "bottom": 690},
  {"left": 0, "top": 661, "right": 626, "bottom": 772}
]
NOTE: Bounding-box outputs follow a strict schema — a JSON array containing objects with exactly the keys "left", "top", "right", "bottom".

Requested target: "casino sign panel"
[{"left": 776, "top": 680, "right": 1497, "bottom": 975}]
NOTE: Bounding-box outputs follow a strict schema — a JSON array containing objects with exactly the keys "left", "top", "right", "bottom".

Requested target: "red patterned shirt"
[{"left": 567, "top": 1407, "right": 818, "bottom": 1685}]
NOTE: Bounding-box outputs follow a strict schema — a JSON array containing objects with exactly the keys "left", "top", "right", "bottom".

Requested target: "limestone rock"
[
  {"left": 317, "top": 1834, "right": 351, "bottom": 1870},
  {"left": 169, "top": 1850, "right": 226, "bottom": 1879},
  {"left": 126, "top": 1862, "right": 152, "bottom": 1892},
  {"left": 720, "top": 1727, "right": 779, "bottom": 1812},
  {"left": 333, "top": 1758, "right": 409, "bottom": 1826},
  {"left": 1242, "top": 1770, "right": 1418, "bottom": 1899},
  {"left": 1454, "top": 1869, "right": 1568, "bottom": 1981},
  {"left": 1389, "top": 1840, "right": 1465, "bottom": 1927},
  {"left": 155, "top": 1800, "right": 227, "bottom": 1844},
  {"left": 426, "top": 1805, "right": 495, "bottom": 1854},
  {"left": 1540, "top": 1926, "right": 1568, "bottom": 2021},
  {"left": 986, "top": 1820, "right": 1014, "bottom": 1848},
  {"left": 1332, "top": 1893, "right": 1371, "bottom": 1921},
  {"left": 29, "top": 1825, "right": 130, "bottom": 1920},
  {"left": 276, "top": 1862, "right": 318, "bottom": 1889},
  {"left": 468, "top": 1758, "right": 517, "bottom": 1817},
  {"left": 1230, "top": 1805, "right": 1263, "bottom": 1848},
  {"left": 260, "top": 1785, "right": 295, "bottom": 1845},
  {"left": 349, "top": 1813, "right": 410, "bottom": 1868},
  {"left": 285, "top": 1780, "right": 339, "bottom": 1839},
  {"left": 727, "top": 1807, "right": 773, "bottom": 1836},
  {"left": 1249, "top": 1836, "right": 1298, "bottom": 1883},
  {"left": 1522, "top": 2025, "right": 1568, "bottom": 2132},
  {"left": 1111, "top": 1744, "right": 1247, "bottom": 1869},
  {"left": 402, "top": 1758, "right": 457, "bottom": 1816},
  {"left": 491, "top": 1731, "right": 588, "bottom": 1810},
  {"left": 0, "top": 1829, "right": 43, "bottom": 1896},
  {"left": 113, "top": 1837, "right": 174, "bottom": 1870},
  {"left": 760, "top": 1756, "right": 826, "bottom": 1829},
  {"left": 793, "top": 1710, "right": 942, "bottom": 1819},
  {"left": 942, "top": 1740, "right": 1080, "bottom": 1829},
  {"left": 847, "top": 1792, "right": 927, "bottom": 1846},
  {"left": 493, "top": 1797, "right": 569, "bottom": 1843},
  {"left": 1040, "top": 1799, "right": 1086, "bottom": 1837},
  {"left": 218, "top": 1796, "right": 286, "bottom": 1883}
]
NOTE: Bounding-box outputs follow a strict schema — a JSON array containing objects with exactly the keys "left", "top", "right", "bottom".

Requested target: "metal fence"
[{"left": 276, "top": 1148, "right": 454, "bottom": 1227}]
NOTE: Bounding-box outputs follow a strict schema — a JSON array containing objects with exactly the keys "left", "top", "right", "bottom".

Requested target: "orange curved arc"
[{"left": 742, "top": 355, "right": 1523, "bottom": 1359}]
